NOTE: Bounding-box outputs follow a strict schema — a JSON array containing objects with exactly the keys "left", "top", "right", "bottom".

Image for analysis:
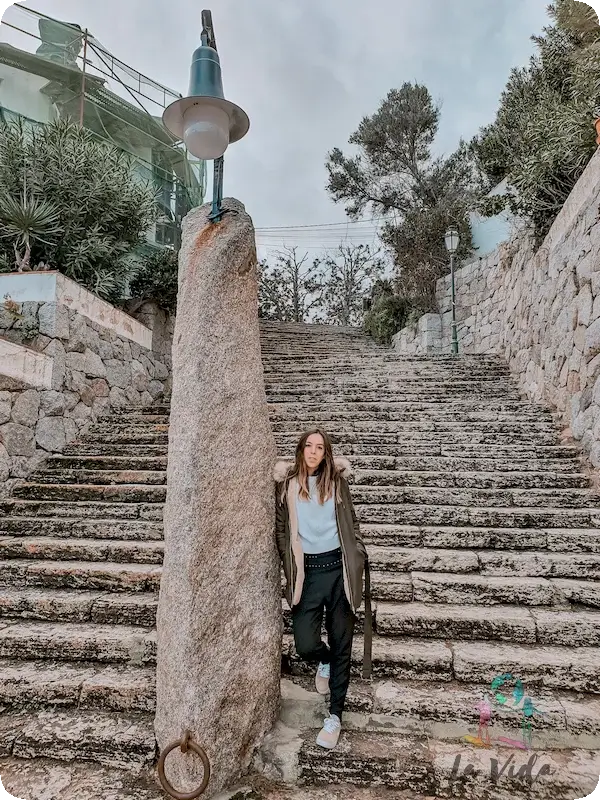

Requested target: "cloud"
[{"left": 13, "top": 0, "right": 548, "bottom": 243}]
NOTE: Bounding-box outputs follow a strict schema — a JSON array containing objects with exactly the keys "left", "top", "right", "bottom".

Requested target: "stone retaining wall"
[
  {"left": 0, "top": 274, "right": 173, "bottom": 488},
  {"left": 392, "top": 147, "right": 600, "bottom": 468}
]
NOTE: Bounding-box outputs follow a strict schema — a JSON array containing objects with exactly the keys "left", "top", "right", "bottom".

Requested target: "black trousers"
[{"left": 291, "top": 547, "right": 356, "bottom": 720}]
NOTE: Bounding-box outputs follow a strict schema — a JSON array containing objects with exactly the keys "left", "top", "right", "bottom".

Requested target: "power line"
[{"left": 255, "top": 217, "right": 389, "bottom": 232}]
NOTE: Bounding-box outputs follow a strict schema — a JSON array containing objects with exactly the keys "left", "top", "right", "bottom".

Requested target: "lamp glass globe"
[{"left": 183, "top": 103, "right": 230, "bottom": 160}]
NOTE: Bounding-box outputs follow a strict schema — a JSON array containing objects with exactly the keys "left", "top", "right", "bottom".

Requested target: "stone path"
[
  {"left": 0, "top": 320, "right": 598, "bottom": 799},
  {"left": 257, "top": 321, "right": 600, "bottom": 800}
]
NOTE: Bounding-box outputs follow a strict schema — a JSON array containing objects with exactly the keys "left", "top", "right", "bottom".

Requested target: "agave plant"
[{"left": 0, "top": 193, "right": 62, "bottom": 271}]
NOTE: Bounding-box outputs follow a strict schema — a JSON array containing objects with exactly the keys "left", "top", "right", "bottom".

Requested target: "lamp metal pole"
[
  {"left": 201, "top": 9, "right": 225, "bottom": 223},
  {"left": 450, "top": 251, "right": 458, "bottom": 355}
]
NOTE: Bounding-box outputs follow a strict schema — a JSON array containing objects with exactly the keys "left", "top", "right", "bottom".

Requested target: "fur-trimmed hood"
[{"left": 273, "top": 455, "right": 352, "bottom": 483}]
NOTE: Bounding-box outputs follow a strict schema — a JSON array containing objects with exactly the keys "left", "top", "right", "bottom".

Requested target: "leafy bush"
[
  {"left": 128, "top": 247, "right": 179, "bottom": 315},
  {"left": 0, "top": 118, "right": 157, "bottom": 303},
  {"left": 362, "top": 289, "right": 414, "bottom": 346},
  {"left": 471, "top": 0, "right": 600, "bottom": 238}
]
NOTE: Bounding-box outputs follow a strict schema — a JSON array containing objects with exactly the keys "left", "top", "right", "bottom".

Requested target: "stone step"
[
  {"left": 282, "top": 675, "right": 600, "bottom": 751},
  {"left": 267, "top": 399, "right": 551, "bottom": 412},
  {"left": 0, "top": 517, "right": 164, "bottom": 541},
  {"left": 0, "top": 559, "right": 161, "bottom": 593},
  {"left": 31, "top": 467, "right": 588, "bottom": 490},
  {"left": 0, "top": 709, "right": 155, "bottom": 770},
  {"left": 351, "top": 486, "right": 600, "bottom": 509},
  {"left": 0, "top": 536, "right": 163, "bottom": 564},
  {"left": 361, "top": 524, "right": 600, "bottom": 552},
  {"left": 366, "top": 545, "right": 600, "bottom": 579},
  {"left": 357, "top": 504, "right": 600, "bottom": 529},
  {"left": 269, "top": 372, "right": 516, "bottom": 384},
  {"left": 374, "top": 601, "right": 600, "bottom": 646},
  {"left": 269, "top": 408, "right": 557, "bottom": 423},
  {"left": 267, "top": 388, "right": 524, "bottom": 401},
  {"left": 33, "top": 468, "right": 167, "bottom": 486},
  {"left": 97, "top": 414, "right": 169, "bottom": 425},
  {"left": 369, "top": 571, "right": 600, "bottom": 609},
  {"left": 0, "top": 587, "right": 157, "bottom": 626},
  {"left": 270, "top": 419, "right": 561, "bottom": 435},
  {"left": 43, "top": 455, "right": 168, "bottom": 471},
  {"left": 353, "top": 470, "right": 589, "bottom": 489},
  {"left": 266, "top": 371, "right": 516, "bottom": 382},
  {"left": 88, "top": 422, "right": 168, "bottom": 434},
  {"left": 3, "top": 499, "right": 163, "bottom": 521},
  {"left": 266, "top": 387, "right": 523, "bottom": 399},
  {"left": 0, "top": 659, "right": 155, "bottom": 711},
  {"left": 275, "top": 439, "right": 579, "bottom": 458},
  {"left": 0, "top": 757, "right": 167, "bottom": 800},
  {"left": 103, "top": 405, "right": 170, "bottom": 416},
  {"left": 13, "top": 483, "right": 168, "bottom": 503},
  {"left": 263, "top": 376, "right": 514, "bottom": 386},
  {"left": 345, "top": 455, "right": 584, "bottom": 473},
  {"left": 64, "top": 443, "right": 168, "bottom": 457},
  {"left": 281, "top": 633, "right": 600, "bottom": 692},
  {"left": 45, "top": 454, "right": 583, "bottom": 476},
  {"left": 294, "top": 728, "right": 600, "bottom": 798},
  {"left": 73, "top": 431, "right": 169, "bottom": 445},
  {"left": 265, "top": 373, "right": 516, "bottom": 383},
  {"left": 0, "top": 621, "right": 155, "bottom": 664},
  {"left": 275, "top": 429, "right": 560, "bottom": 446}
]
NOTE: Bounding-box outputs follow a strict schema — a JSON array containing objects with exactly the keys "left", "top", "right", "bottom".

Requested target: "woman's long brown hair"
[{"left": 278, "top": 427, "right": 342, "bottom": 505}]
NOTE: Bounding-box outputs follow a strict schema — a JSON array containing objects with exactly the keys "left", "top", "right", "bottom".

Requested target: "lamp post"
[
  {"left": 162, "top": 10, "right": 249, "bottom": 223},
  {"left": 444, "top": 228, "right": 460, "bottom": 356}
]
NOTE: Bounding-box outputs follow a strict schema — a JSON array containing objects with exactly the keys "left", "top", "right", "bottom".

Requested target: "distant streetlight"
[
  {"left": 444, "top": 228, "right": 460, "bottom": 355},
  {"left": 162, "top": 10, "right": 250, "bottom": 223}
]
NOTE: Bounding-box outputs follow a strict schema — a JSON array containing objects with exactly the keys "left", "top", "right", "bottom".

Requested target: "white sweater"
[{"left": 295, "top": 475, "right": 341, "bottom": 554}]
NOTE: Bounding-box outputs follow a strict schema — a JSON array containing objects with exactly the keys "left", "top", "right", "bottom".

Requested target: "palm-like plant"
[
  {"left": 0, "top": 118, "right": 157, "bottom": 301},
  {"left": 0, "top": 193, "right": 62, "bottom": 271}
]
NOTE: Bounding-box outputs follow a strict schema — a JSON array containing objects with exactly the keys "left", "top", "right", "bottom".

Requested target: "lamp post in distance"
[
  {"left": 444, "top": 228, "right": 460, "bottom": 356},
  {"left": 162, "top": 9, "right": 250, "bottom": 223}
]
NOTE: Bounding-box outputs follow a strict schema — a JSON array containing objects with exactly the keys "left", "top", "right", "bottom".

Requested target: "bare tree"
[
  {"left": 320, "top": 243, "right": 385, "bottom": 326},
  {"left": 258, "top": 246, "right": 326, "bottom": 322}
]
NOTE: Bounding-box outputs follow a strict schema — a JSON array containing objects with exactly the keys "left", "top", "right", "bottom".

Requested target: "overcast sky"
[{"left": 16, "top": 0, "right": 549, "bottom": 255}]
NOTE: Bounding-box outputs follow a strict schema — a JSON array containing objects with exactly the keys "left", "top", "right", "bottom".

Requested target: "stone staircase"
[
  {"left": 0, "top": 319, "right": 598, "bottom": 799},
  {"left": 258, "top": 321, "right": 600, "bottom": 799},
  {"left": 0, "top": 404, "right": 166, "bottom": 799}
]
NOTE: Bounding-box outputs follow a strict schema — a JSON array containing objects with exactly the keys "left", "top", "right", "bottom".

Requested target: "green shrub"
[
  {"left": 362, "top": 293, "right": 414, "bottom": 345},
  {"left": 0, "top": 118, "right": 157, "bottom": 303},
  {"left": 128, "top": 247, "right": 178, "bottom": 315}
]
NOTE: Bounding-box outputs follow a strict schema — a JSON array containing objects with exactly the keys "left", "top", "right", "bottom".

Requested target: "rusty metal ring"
[{"left": 157, "top": 731, "right": 211, "bottom": 800}]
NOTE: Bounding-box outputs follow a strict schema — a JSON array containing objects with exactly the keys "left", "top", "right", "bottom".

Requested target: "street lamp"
[
  {"left": 162, "top": 10, "right": 250, "bottom": 223},
  {"left": 444, "top": 228, "right": 460, "bottom": 356}
]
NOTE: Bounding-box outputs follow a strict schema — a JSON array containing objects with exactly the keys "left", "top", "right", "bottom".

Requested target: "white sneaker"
[
  {"left": 316, "top": 713, "right": 341, "bottom": 749},
  {"left": 315, "top": 662, "right": 330, "bottom": 695}
]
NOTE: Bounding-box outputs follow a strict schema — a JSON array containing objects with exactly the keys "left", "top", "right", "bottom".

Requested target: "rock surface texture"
[
  {"left": 0, "top": 320, "right": 599, "bottom": 799},
  {"left": 155, "top": 199, "right": 281, "bottom": 798},
  {"left": 0, "top": 299, "right": 172, "bottom": 493}
]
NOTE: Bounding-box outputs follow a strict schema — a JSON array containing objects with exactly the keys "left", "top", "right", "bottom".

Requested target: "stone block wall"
[
  {"left": 0, "top": 274, "right": 172, "bottom": 488},
  {"left": 392, "top": 147, "right": 600, "bottom": 467},
  {"left": 393, "top": 313, "right": 443, "bottom": 355}
]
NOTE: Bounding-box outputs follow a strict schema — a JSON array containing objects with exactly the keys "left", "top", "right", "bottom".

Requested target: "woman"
[{"left": 274, "top": 427, "right": 372, "bottom": 750}]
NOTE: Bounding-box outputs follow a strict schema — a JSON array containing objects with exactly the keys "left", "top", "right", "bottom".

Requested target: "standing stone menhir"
[{"left": 155, "top": 198, "right": 282, "bottom": 797}]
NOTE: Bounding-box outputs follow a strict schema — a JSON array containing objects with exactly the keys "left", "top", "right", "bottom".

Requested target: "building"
[{"left": 0, "top": 5, "right": 206, "bottom": 251}]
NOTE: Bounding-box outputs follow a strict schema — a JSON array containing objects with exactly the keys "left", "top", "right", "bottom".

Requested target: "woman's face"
[{"left": 303, "top": 434, "right": 325, "bottom": 474}]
